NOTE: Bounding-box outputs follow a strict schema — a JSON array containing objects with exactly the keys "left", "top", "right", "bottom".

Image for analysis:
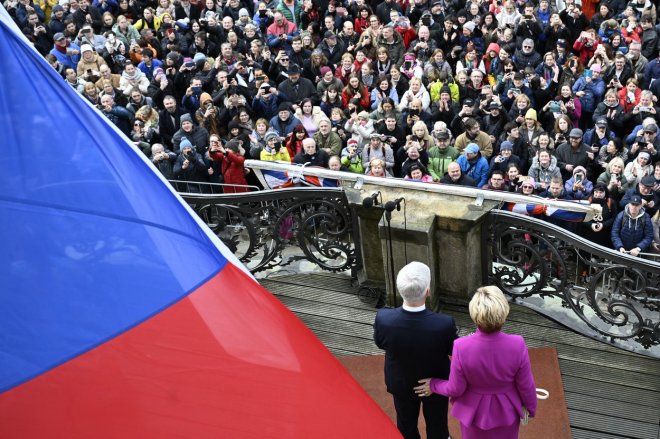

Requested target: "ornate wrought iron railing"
[
  {"left": 178, "top": 186, "right": 358, "bottom": 275},
  {"left": 484, "top": 210, "right": 660, "bottom": 356}
]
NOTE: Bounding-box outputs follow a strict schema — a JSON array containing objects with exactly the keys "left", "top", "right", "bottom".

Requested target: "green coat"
[
  {"left": 427, "top": 145, "right": 460, "bottom": 181},
  {"left": 276, "top": 0, "right": 302, "bottom": 28}
]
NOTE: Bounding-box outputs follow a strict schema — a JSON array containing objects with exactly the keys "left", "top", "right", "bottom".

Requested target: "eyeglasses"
[
  {"left": 281, "top": 58, "right": 289, "bottom": 61},
  {"left": 523, "top": 45, "right": 532, "bottom": 49},
  {"left": 522, "top": 185, "right": 534, "bottom": 189}
]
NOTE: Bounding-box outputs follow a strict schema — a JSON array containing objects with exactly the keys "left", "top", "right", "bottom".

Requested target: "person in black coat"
[
  {"left": 374, "top": 262, "right": 458, "bottom": 439},
  {"left": 580, "top": 183, "right": 618, "bottom": 248},
  {"left": 277, "top": 63, "right": 319, "bottom": 105},
  {"left": 293, "top": 138, "right": 329, "bottom": 167}
]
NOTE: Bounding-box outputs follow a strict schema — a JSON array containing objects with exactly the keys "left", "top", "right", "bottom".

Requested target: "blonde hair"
[
  {"left": 469, "top": 286, "right": 510, "bottom": 333},
  {"left": 607, "top": 157, "right": 625, "bottom": 173}
]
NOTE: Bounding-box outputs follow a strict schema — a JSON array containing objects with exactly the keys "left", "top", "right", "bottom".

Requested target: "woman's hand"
[{"left": 414, "top": 378, "right": 432, "bottom": 397}]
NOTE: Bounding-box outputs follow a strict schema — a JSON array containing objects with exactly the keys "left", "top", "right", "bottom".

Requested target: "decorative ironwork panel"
[
  {"left": 180, "top": 187, "right": 358, "bottom": 275},
  {"left": 485, "top": 211, "right": 660, "bottom": 356}
]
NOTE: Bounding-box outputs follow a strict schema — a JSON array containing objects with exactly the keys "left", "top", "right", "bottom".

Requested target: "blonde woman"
[
  {"left": 597, "top": 157, "right": 629, "bottom": 201},
  {"left": 399, "top": 77, "right": 430, "bottom": 112},
  {"left": 415, "top": 286, "right": 537, "bottom": 439}
]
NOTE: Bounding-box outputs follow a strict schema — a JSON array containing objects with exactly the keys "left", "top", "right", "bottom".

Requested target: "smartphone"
[
  {"left": 575, "top": 174, "right": 583, "bottom": 183},
  {"left": 184, "top": 61, "right": 194, "bottom": 68}
]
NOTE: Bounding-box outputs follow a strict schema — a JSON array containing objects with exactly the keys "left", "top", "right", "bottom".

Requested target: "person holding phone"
[{"left": 565, "top": 165, "right": 594, "bottom": 199}]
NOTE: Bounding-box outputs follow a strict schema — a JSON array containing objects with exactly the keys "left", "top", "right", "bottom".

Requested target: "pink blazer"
[{"left": 429, "top": 329, "right": 537, "bottom": 430}]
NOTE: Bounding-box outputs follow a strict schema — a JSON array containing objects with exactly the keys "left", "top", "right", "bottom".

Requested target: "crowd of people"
[{"left": 6, "top": 0, "right": 660, "bottom": 252}]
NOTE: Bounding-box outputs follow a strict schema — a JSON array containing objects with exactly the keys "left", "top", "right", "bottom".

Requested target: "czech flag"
[{"left": 0, "top": 8, "right": 398, "bottom": 438}]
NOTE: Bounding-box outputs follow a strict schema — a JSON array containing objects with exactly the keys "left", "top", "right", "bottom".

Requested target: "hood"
[
  {"left": 625, "top": 204, "right": 646, "bottom": 220},
  {"left": 200, "top": 92, "right": 212, "bottom": 107},
  {"left": 486, "top": 42, "right": 500, "bottom": 54}
]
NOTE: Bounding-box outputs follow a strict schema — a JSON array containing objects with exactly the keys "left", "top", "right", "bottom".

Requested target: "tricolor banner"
[{"left": 0, "top": 7, "right": 397, "bottom": 438}]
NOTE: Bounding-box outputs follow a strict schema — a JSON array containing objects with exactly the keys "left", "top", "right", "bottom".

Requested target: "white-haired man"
[{"left": 374, "top": 261, "right": 458, "bottom": 439}]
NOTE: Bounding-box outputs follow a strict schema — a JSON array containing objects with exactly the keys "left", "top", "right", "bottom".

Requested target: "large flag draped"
[{"left": 0, "top": 7, "right": 398, "bottom": 438}]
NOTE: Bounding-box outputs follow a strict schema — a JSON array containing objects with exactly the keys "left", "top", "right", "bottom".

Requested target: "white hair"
[{"left": 396, "top": 262, "right": 430, "bottom": 303}]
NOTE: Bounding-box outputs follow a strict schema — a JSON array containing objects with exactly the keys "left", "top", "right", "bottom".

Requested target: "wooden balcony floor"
[{"left": 261, "top": 272, "right": 660, "bottom": 439}]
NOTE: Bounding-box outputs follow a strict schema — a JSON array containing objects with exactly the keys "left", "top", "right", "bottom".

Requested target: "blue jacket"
[
  {"left": 572, "top": 76, "right": 605, "bottom": 113},
  {"left": 49, "top": 43, "right": 81, "bottom": 70},
  {"left": 611, "top": 207, "right": 653, "bottom": 251},
  {"left": 269, "top": 114, "right": 301, "bottom": 139},
  {"left": 457, "top": 153, "right": 489, "bottom": 187}
]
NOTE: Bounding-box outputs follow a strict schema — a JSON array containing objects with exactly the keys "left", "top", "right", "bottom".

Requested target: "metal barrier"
[
  {"left": 178, "top": 187, "right": 357, "bottom": 275},
  {"left": 484, "top": 210, "right": 660, "bottom": 356}
]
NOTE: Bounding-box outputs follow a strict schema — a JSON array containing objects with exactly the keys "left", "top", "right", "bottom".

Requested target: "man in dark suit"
[{"left": 374, "top": 261, "right": 458, "bottom": 439}]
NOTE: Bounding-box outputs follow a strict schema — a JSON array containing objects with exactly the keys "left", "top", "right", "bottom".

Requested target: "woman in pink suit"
[{"left": 414, "top": 286, "right": 537, "bottom": 439}]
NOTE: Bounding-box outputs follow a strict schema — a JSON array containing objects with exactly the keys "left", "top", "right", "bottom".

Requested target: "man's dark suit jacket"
[{"left": 374, "top": 307, "right": 458, "bottom": 398}]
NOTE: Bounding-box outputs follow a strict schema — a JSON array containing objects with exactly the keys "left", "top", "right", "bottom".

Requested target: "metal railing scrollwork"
[
  {"left": 485, "top": 210, "right": 660, "bottom": 356},
  {"left": 178, "top": 186, "right": 358, "bottom": 275}
]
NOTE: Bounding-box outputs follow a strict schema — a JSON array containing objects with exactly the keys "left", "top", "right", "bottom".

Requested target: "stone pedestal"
[{"left": 345, "top": 182, "right": 497, "bottom": 307}]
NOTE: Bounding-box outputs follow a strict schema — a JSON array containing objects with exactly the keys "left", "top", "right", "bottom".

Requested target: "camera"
[
  {"left": 256, "top": 75, "right": 265, "bottom": 81},
  {"left": 409, "top": 108, "right": 420, "bottom": 117},
  {"left": 638, "top": 106, "right": 650, "bottom": 112},
  {"left": 523, "top": 14, "right": 532, "bottom": 20},
  {"left": 638, "top": 141, "right": 648, "bottom": 149},
  {"left": 184, "top": 61, "right": 195, "bottom": 69}
]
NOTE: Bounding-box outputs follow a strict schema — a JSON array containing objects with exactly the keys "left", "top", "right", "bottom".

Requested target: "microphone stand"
[{"left": 385, "top": 209, "right": 397, "bottom": 308}]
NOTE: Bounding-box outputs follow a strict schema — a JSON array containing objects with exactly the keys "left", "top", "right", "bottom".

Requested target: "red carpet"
[{"left": 338, "top": 347, "right": 571, "bottom": 438}]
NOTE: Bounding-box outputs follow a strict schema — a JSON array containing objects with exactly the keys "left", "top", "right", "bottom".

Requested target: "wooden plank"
[
  {"left": 571, "top": 429, "right": 639, "bottom": 439},
  {"left": 559, "top": 359, "right": 660, "bottom": 392},
  {"left": 562, "top": 375, "right": 659, "bottom": 407},
  {"left": 567, "top": 410, "right": 658, "bottom": 439},
  {"left": 275, "top": 295, "right": 376, "bottom": 325},
  {"left": 564, "top": 392, "right": 658, "bottom": 423}
]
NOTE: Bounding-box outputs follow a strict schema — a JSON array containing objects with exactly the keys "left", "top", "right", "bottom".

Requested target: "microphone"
[
  {"left": 384, "top": 198, "right": 404, "bottom": 212},
  {"left": 362, "top": 191, "right": 382, "bottom": 208}
]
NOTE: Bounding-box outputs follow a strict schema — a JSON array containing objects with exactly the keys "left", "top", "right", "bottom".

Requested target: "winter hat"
[
  {"left": 278, "top": 102, "right": 290, "bottom": 112},
  {"left": 590, "top": 64, "right": 602, "bottom": 73},
  {"left": 522, "top": 177, "right": 536, "bottom": 188},
  {"left": 80, "top": 44, "right": 93, "bottom": 53},
  {"left": 180, "top": 137, "right": 193, "bottom": 150},
  {"left": 320, "top": 66, "right": 332, "bottom": 76},
  {"left": 347, "top": 139, "right": 358, "bottom": 147},
  {"left": 53, "top": 4, "right": 64, "bottom": 12},
  {"left": 500, "top": 141, "right": 513, "bottom": 151},
  {"left": 358, "top": 111, "right": 369, "bottom": 119},
  {"left": 486, "top": 42, "right": 501, "bottom": 54},
  {"left": 465, "top": 143, "right": 480, "bottom": 154},
  {"left": 180, "top": 113, "right": 193, "bottom": 124},
  {"left": 573, "top": 165, "right": 587, "bottom": 176},
  {"left": 265, "top": 132, "right": 280, "bottom": 142},
  {"left": 238, "top": 8, "right": 249, "bottom": 17},
  {"left": 525, "top": 109, "right": 537, "bottom": 121},
  {"left": 463, "top": 21, "right": 476, "bottom": 33},
  {"left": 638, "top": 151, "right": 651, "bottom": 161},
  {"left": 629, "top": 195, "right": 643, "bottom": 205},
  {"left": 439, "top": 86, "right": 451, "bottom": 95},
  {"left": 153, "top": 67, "right": 165, "bottom": 79}
]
